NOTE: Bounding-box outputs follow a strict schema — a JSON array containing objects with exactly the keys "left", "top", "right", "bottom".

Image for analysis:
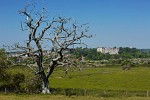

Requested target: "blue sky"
[{"left": 0, "top": 0, "right": 150, "bottom": 49}]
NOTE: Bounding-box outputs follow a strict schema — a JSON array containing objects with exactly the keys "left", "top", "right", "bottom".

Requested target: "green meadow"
[
  {"left": 3, "top": 65, "right": 150, "bottom": 97},
  {"left": 50, "top": 66, "right": 150, "bottom": 91}
]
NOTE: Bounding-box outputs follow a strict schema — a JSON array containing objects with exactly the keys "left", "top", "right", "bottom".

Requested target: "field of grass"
[
  {"left": 2, "top": 65, "right": 150, "bottom": 97},
  {"left": 1, "top": 94, "right": 150, "bottom": 100},
  {"left": 50, "top": 66, "right": 150, "bottom": 91},
  {"left": 0, "top": 94, "right": 150, "bottom": 100}
]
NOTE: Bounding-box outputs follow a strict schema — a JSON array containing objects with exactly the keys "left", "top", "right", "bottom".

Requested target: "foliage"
[
  {"left": 0, "top": 49, "right": 25, "bottom": 92},
  {"left": 25, "top": 75, "right": 42, "bottom": 93},
  {"left": 0, "top": 72, "right": 25, "bottom": 93},
  {"left": 0, "top": 49, "right": 11, "bottom": 68},
  {"left": 0, "top": 49, "right": 12, "bottom": 86},
  {"left": 70, "top": 47, "right": 150, "bottom": 61},
  {"left": 0, "top": 69, "right": 11, "bottom": 82},
  {"left": 0, "top": 65, "right": 42, "bottom": 93},
  {"left": 12, "top": 73, "right": 25, "bottom": 92},
  {"left": 121, "top": 60, "right": 132, "bottom": 70},
  {"left": 0, "top": 49, "right": 6, "bottom": 59}
]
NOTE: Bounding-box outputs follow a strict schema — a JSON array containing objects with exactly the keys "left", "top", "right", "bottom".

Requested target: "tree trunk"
[
  {"left": 39, "top": 70, "right": 50, "bottom": 94},
  {"left": 41, "top": 78, "right": 50, "bottom": 94}
]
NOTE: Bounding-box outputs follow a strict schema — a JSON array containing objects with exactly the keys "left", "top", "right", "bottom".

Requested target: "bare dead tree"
[{"left": 18, "top": 3, "right": 92, "bottom": 93}]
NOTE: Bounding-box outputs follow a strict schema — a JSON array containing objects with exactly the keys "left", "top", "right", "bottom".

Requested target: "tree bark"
[
  {"left": 38, "top": 67, "right": 51, "bottom": 94},
  {"left": 41, "top": 77, "right": 50, "bottom": 94}
]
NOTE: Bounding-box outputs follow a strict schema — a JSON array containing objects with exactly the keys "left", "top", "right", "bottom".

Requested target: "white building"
[{"left": 97, "top": 47, "right": 119, "bottom": 54}]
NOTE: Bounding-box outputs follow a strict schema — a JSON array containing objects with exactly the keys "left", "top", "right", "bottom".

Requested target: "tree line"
[{"left": 70, "top": 47, "right": 150, "bottom": 60}]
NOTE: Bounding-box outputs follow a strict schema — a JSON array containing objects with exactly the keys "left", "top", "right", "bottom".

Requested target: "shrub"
[
  {"left": 0, "top": 72, "right": 25, "bottom": 93},
  {"left": 12, "top": 73, "right": 25, "bottom": 92},
  {"left": 0, "top": 69, "right": 11, "bottom": 82},
  {"left": 25, "top": 75, "right": 42, "bottom": 93}
]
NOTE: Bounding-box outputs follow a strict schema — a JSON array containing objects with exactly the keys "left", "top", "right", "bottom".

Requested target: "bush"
[
  {"left": 25, "top": 75, "right": 42, "bottom": 93},
  {"left": 12, "top": 73, "right": 25, "bottom": 84},
  {"left": 12, "top": 73, "right": 25, "bottom": 92},
  {"left": 0, "top": 72, "right": 25, "bottom": 93},
  {"left": 0, "top": 69, "right": 11, "bottom": 82},
  {"left": 121, "top": 60, "right": 131, "bottom": 70}
]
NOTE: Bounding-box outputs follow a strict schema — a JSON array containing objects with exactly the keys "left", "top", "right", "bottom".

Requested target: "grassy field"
[
  {"left": 1, "top": 94, "right": 150, "bottom": 100},
  {"left": 3, "top": 65, "right": 150, "bottom": 97},
  {"left": 50, "top": 66, "right": 150, "bottom": 91}
]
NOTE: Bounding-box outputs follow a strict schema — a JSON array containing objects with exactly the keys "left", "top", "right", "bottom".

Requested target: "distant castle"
[{"left": 97, "top": 47, "right": 119, "bottom": 54}]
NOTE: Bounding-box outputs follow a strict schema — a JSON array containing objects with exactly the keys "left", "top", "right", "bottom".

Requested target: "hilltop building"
[{"left": 97, "top": 47, "right": 119, "bottom": 54}]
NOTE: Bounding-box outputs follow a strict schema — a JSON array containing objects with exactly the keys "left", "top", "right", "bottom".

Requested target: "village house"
[{"left": 97, "top": 47, "right": 119, "bottom": 54}]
